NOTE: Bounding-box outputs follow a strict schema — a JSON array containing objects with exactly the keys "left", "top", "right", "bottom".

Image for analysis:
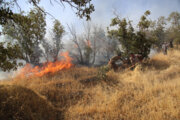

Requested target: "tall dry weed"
[{"left": 0, "top": 50, "right": 180, "bottom": 120}]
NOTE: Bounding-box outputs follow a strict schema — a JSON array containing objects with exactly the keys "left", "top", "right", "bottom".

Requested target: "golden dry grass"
[
  {"left": 0, "top": 85, "right": 61, "bottom": 120},
  {"left": 0, "top": 49, "right": 180, "bottom": 120}
]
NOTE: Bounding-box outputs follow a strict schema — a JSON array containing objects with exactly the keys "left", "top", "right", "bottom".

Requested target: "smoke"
[
  {"left": 149, "top": 48, "right": 158, "bottom": 58},
  {"left": 0, "top": 59, "right": 26, "bottom": 80},
  {"left": 0, "top": 71, "right": 12, "bottom": 80},
  {"left": 0, "top": 69, "right": 21, "bottom": 80}
]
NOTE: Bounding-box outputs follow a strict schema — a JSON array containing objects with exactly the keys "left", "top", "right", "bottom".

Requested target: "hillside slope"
[
  {"left": 0, "top": 49, "right": 180, "bottom": 120},
  {"left": 0, "top": 85, "right": 62, "bottom": 120}
]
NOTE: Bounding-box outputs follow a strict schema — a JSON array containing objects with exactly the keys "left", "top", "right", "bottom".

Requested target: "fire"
[
  {"left": 86, "top": 40, "right": 91, "bottom": 47},
  {"left": 17, "top": 52, "right": 73, "bottom": 78}
]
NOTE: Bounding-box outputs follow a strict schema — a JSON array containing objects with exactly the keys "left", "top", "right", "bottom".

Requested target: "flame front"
[
  {"left": 17, "top": 52, "right": 73, "bottom": 78},
  {"left": 86, "top": 40, "right": 91, "bottom": 47}
]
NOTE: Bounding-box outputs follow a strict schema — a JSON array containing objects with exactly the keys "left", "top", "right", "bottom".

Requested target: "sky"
[{"left": 13, "top": 0, "right": 180, "bottom": 35}]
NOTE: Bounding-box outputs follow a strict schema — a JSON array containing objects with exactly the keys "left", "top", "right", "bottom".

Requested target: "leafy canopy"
[{"left": 108, "top": 10, "right": 154, "bottom": 58}]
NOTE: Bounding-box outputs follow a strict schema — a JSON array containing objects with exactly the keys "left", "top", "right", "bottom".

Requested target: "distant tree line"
[
  {"left": 0, "top": 0, "right": 94, "bottom": 71},
  {"left": 108, "top": 10, "right": 180, "bottom": 58},
  {"left": 0, "top": 0, "right": 180, "bottom": 71}
]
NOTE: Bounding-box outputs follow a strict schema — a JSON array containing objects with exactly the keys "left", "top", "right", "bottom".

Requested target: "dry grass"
[
  {"left": 0, "top": 49, "right": 180, "bottom": 120},
  {"left": 0, "top": 85, "right": 61, "bottom": 120}
]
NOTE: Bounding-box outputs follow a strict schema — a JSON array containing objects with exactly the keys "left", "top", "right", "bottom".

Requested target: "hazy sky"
[{"left": 14, "top": 0, "right": 180, "bottom": 34}]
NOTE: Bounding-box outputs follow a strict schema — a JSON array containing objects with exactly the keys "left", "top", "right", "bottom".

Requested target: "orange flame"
[
  {"left": 17, "top": 52, "right": 73, "bottom": 78},
  {"left": 86, "top": 40, "right": 91, "bottom": 47}
]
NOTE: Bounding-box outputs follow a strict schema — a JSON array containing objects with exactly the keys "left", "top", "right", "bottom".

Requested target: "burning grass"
[
  {"left": 0, "top": 49, "right": 180, "bottom": 120},
  {"left": 17, "top": 52, "right": 73, "bottom": 78}
]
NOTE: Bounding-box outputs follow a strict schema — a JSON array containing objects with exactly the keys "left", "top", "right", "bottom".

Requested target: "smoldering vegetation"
[
  {"left": 0, "top": 49, "right": 180, "bottom": 120},
  {"left": 1, "top": 1, "right": 180, "bottom": 119}
]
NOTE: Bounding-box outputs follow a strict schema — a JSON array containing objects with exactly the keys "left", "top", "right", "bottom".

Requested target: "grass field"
[{"left": 0, "top": 49, "right": 180, "bottom": 120}]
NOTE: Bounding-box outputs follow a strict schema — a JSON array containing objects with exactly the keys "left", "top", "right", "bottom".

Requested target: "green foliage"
[
  {"left": 133, "top": 31, "right": 152, "bottom": 58},
  {"left": 28, "top": 8, "right": 46, "bottom": 45},
  {"left": 108, "top": 18, "right": 133, "bottom": 56},
  {"left": 0, "top": 0, "right": 94, "bottom": 24},
  {"left": 28, "top": 8, "right": 46, "bottom": 65},
  {"left": 0, "top": 0, "right": 13, "bottom": 25},
  {"left": 167, "top": 12, "right": 180, "bottom": 45},
  {"left": 27, "top": 0, "right": 95, "bottom": 20},
  {"left": 52, "top": 20, "right": 65, "bottom": 61},
  {"left": 151, "top": 16, "right": 166, "bottom": 50},
  {"left": 108, "top": 10, "right": 154, "bottom": 58},
  {"left": 53, "top": 20, "right": 64, "bottom": 39},
  {"left": 98, "top": 65, "right": 110, "bottom": 80},
  {"left": 72, "top": 0, "right": 95, "bottom": 20},
  {"left": 0, "top": 8, "right": 13, "bottom": 25},
  {"left": 3, "top": 8, "right": 46, "bottom": 65},
  {"left": 0, "top": 42, "right": 22, "bottom": 71},
  {"left": 138, "top": 10, "right": 151, "bottom": 31},
  {"left": 167, "top": 27, "right": 180, "bottom": 45},
  {"left": 0, "top": 0, "right": 94, "bottom": 71},
  {"left": 41, "top": 20, "right": 65, "bottom": 62},
  {"left": 168, "top": 12, "right": 180, "bottom": 28}
]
